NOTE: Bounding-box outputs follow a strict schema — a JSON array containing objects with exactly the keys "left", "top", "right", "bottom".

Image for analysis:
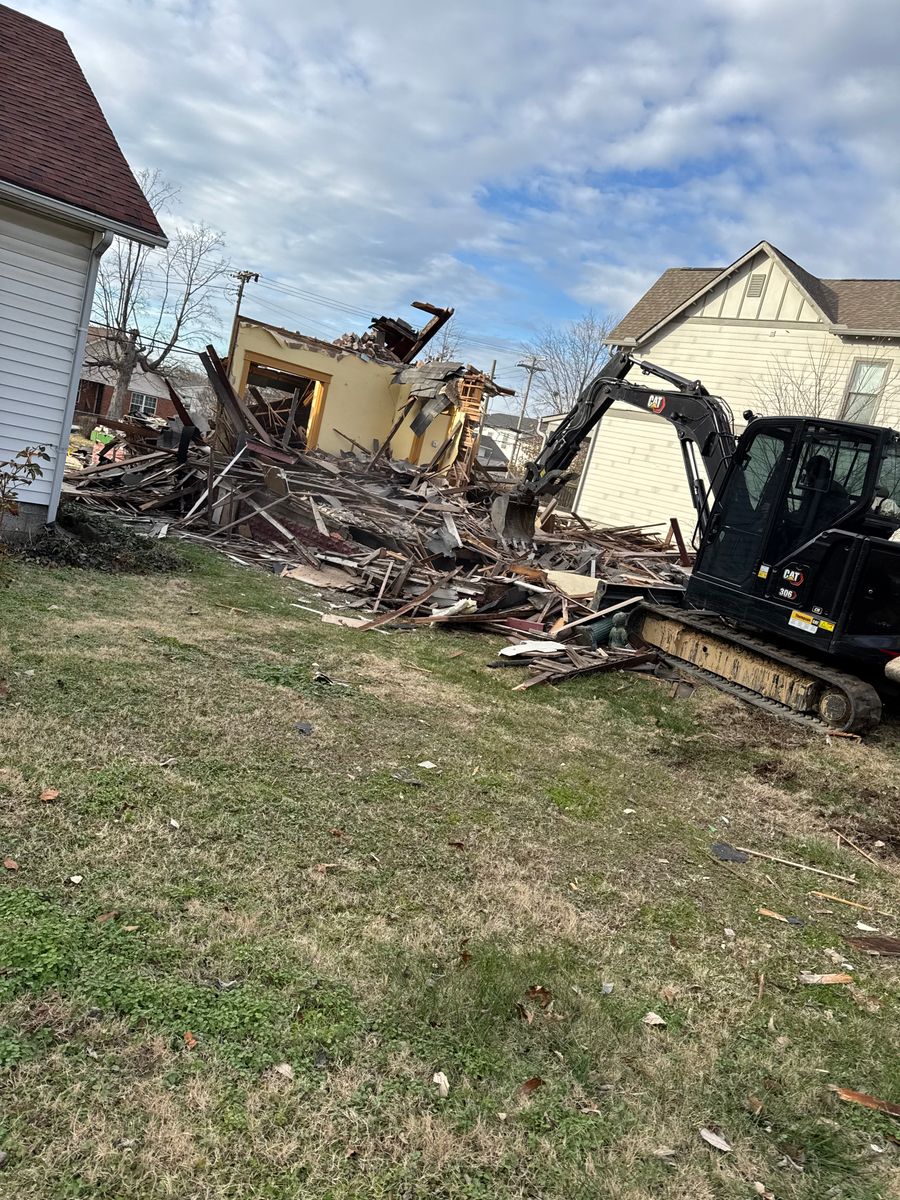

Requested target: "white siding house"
[
  {"left": 571, "top": 242, "right": 900, "bottom": 542},
  {"left": 0, "top": 6, "right": 165, "bottom": 529},
  {"left": 0, "top": 203, "right": 98, "bottom": 515}
]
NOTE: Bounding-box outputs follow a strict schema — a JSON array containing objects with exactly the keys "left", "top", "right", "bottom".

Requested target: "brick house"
[{"left": 74, "top": 328, "right": 178, "bottom": 428}]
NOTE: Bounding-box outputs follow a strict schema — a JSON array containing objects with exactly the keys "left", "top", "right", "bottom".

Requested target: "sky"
[{"left": 18, "top": 0, "right": 900, "bottom": 391}]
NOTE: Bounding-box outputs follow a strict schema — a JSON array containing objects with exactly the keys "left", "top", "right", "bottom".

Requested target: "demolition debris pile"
[{"left": 64, "top": 348, "right": 691, "bottom": 688}]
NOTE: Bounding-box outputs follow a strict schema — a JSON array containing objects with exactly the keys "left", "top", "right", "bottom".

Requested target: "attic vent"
[{"left": 747, "top": 272, "right": 766, "bottom": 299}]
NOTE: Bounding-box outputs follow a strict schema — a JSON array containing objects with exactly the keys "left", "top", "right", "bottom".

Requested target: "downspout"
[{"left": 45, "top": 228, "right": 114, "bottom": 523}]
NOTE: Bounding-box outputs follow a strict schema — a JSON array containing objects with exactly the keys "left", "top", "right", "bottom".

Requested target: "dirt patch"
[
  {"left": 353, "top": 650, "right": 491, "bottom": 717},
  {"left": 18, "top": 503, "right": 183, "bottom": 574}
]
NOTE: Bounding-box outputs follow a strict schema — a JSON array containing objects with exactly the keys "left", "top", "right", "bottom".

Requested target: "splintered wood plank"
[
  {"left": 355, "top": 577, "right": 449, "bottom": 630},
  {"left": 512, "top": 650, "right": 656, "bottom": 690}
]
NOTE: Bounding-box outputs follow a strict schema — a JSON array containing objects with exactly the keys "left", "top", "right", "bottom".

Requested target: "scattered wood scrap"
[
  {"left": 734, "top": 847, "right": 858, "bottom": 886},
  {"left": 830, "top": 1086, "right": 900, "bottom": 1119},
  {"left": 64, "top": 366, "right": 689, "bottom": 671},
  {"left": 844, "top": 934, "right": 900, "bottom": 956},
  {"left": 511, "top": 648, "right": 657, "bottom": 691}
]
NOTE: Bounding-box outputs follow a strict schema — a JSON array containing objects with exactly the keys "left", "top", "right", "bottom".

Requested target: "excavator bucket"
[{"left": 491, "top": 493, "right": 539, "bottom": 541}]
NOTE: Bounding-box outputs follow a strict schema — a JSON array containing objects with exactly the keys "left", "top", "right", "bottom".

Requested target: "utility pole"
[
  {"left": 513, "top": 356, "right": 545, "bottom": 468},
  {"left": 226, "top": 270, "right": 259, "bottom": 373}
]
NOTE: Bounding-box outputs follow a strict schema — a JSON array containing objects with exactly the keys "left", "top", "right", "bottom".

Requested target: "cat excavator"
[{"left": 491, "top": 352, "right": 900, "bottom": 732}]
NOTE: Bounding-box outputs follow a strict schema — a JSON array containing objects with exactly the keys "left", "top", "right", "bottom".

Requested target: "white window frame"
[
  {"left": 129, "top": 391, "right": 158, "bottom": 418},
  {"left": 840, "top": 359, "right": 891, "bottom": 424}
]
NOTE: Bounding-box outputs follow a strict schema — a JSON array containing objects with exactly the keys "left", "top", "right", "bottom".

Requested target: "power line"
[
  {"left": 256, "top": 278, "right": 374, "bottom": 320},
  {"left": 241, "top": 294, "right": 342, "bottom": 337},
  {"left": 100, "top": 266, "right": 528, "bottom": 364}
]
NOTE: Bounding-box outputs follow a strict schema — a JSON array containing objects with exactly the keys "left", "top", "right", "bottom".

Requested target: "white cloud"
[{"left": 15, "top": 0, "right": 900, "bottom": 360}]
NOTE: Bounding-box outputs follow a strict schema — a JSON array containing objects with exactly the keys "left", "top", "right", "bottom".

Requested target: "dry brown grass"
[{"left": 2, "top": 553, "right": 900, "bottom": 1199}]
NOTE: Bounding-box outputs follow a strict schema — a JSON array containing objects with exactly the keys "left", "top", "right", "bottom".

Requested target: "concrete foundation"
[{"left": 0, "top": 500, "right": 49, "bottom": 541}]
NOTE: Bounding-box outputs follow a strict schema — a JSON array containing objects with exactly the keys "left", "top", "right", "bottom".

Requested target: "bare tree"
[
  {"left": 749, "top": 338, "right": 899, "bottom": 421},
  {"left": 93, "top": 170, "right": 230, "bottom": 418},
  {"left": 522, "top": 310, "right": 620, "bottom": 416},
  {"left": 421, "top": 319, "right": 463, "bottom": 364}
]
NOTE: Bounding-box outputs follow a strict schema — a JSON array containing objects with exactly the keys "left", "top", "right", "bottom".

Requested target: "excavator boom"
[{"left": 493, "top": 352, "right": 737, "bottom": 540}]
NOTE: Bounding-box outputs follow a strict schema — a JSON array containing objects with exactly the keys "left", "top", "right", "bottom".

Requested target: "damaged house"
[
  {"left": 75, "top": 327, "right": 180, "bottom": 427},
  {"left": 227, "top": 307, "right": 513, "bottom": 471}
]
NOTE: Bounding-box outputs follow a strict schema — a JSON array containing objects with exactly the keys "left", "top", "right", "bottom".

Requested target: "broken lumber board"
[
  {"left": 243, "top": 497, "right": 319, "bottom": 565},
  {"left": 181, "top": 445, "right": 247, "bottom": 523},
  {"left": 333, "top": 429, "right": 371, "bottom": 455},
  {"left": 372, "top": 562, "right": 394, "bottom": 614},
  {"left": 204, "top": 344, "right": 275, "bottom": 446},
  {"left": 735, "top": 847, "right": 857, "bottom": 885},
  {"left": 808, "top": 890, "right": 895, "bottom": 919},
  {"left": 70, "top": 450, "right": 169, "bottom": 479},
  {"left": 370, "top": 398, "right": 416, "bottom": 467},
  {"left": 669, "top": 516, "right": 692, "bottom": 566},
  {"left": 321, "top": 613, "right": 369, "bottom": 628},
  {"left": 355, "top": 577, "right": 449, "bottom": 630},
  {"left": 554, "top": 594, "right": 643, "bottom": 637},
  {"left": 513, "top": 649, "right": 657, "bottom": 690}
]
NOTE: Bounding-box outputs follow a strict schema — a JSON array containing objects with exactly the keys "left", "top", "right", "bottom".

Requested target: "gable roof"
[
  {"left": 608, "top": 267, "right": 721, "bottom": 342},
  {"left": 483, "top": 412, "right": 538, "bottom": 432},
  {"left": 0, "top": 4, "right": 165, "bottom": 244},
  {"left": 608, "top": 242, "right": 900, "bottom": 345},
  {"left": 81, "top": 330, "right": 170, "bottom": 399}
]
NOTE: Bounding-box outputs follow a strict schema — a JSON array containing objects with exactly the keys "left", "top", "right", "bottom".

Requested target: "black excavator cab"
[
  {"left": 687, "top": 415, "right": 900, "bottom": 671},
  {"left": 494, "top": 350, "right": 900, "bottom": 726}
]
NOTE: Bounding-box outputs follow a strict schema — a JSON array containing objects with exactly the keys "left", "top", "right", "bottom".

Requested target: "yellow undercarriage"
[{"left": 637, "top": 612, "right": 820, "bottom": 714}]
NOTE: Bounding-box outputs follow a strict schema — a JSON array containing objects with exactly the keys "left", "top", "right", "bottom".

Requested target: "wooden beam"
[
  {"left": 281, "top": 387, "right": 303, "bottom": 449},
  {"left": 513, "top": 650, "right": 657, "bottom": 691},
  {"left": 554, "top": 594, "right": 643, "bottom": 637},
  {"left": 356, "top": 577, "right": 449, "bottom": 630},
  {"left": 202, "top": 344, "right": 275, "bottom": 446},
  {"left": 164, "top": 379, "right": 196, "bottom": 429},
  {"left": 370, "top": 398, "right": 416, "bottom": 466},
  {"left": 669, "top": 517, "right": 692, "bottom": 566},
  {"left": 403, "top": 302, "right": 455, "bottom": 363}
]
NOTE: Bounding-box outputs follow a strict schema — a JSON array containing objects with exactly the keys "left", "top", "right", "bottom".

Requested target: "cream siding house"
[{"left": 571, "top": 242, "right": 900, "bottom": 540}]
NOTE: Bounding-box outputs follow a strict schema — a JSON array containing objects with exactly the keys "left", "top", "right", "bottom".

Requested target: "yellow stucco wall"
[
  {"left": 231, "top": 322, "right": 406, "bottom": 456},
  {"left": 229, "top": 321, "right": 472, "bottom": 466}
]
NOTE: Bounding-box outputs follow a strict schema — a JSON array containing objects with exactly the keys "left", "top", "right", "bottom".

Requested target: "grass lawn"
[{"left": 1, "top": 546, "right": 899, "bottom": 1199}]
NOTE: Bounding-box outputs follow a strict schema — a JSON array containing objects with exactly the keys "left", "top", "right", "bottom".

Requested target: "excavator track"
[{"left": 631, "top": 604, "right": 882, "bottom": 734}]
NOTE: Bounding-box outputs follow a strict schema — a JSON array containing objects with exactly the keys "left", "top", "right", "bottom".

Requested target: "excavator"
[{"left": 492, "top": 352, "right": 900, "bottom": 733}]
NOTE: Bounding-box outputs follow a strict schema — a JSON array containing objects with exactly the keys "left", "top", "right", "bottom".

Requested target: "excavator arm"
[{"left": 493, "top": 351, "right": 738, "bottom": 540}]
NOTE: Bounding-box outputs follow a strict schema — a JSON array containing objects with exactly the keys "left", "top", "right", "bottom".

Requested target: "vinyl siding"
[
  {"left": 575, "top": 407, "right": 699, "bottom": 539},
  {"left": 0, "top": 201, "right": 91, "bottom": 506},
  {"left": 574, "top": 249, "right": 900, "bottom": 532}
]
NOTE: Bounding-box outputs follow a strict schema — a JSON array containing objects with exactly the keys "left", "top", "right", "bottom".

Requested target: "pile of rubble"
[{"left": 63, "top": 347, "right": 692, "bottom": 689}]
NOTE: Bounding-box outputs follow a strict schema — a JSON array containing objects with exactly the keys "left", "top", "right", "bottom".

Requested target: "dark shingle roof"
[
  {"left": 608, "top": 246, "right": 900, "bottom": 344},
  {"left": 0, "top": 4, "right": 164, "bottom": 240},
  {"left": 821, "top": 279, "right": 900, "bottom": 329},
  {"left": 608, "top": 268, "right": 721, "bottom": 342},
  {"left": 483, "top": 412, "right": 537, "bottom": 432}
]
